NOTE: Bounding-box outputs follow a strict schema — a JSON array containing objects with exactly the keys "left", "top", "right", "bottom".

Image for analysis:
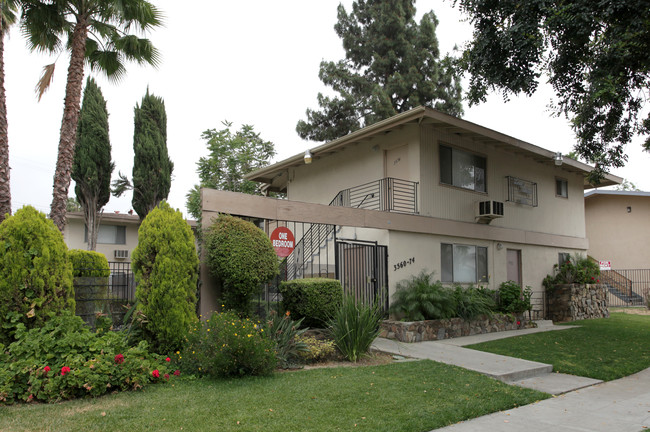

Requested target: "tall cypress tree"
[
  {"left": 71, "top": 77, "right": 114, "bottom": 251},
  {"left": 130, "top": 89, "right": 173, "bottom": 220},
  {"left": 296, "top": 0, "right": 464, "bottom": 142}
]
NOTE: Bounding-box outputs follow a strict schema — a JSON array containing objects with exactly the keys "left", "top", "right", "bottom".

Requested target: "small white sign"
[{"left": 599, "top": 261, "right": 611, "bottom": 271}]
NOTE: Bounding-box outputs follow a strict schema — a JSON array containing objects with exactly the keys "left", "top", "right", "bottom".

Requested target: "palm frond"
[{"left": 35, "top": 62, "right": 56, "bottom": 101}]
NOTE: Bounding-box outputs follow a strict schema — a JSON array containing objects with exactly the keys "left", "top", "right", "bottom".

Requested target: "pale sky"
[{"left": 6, "top": 0, "right": 649, "bottom": 217}]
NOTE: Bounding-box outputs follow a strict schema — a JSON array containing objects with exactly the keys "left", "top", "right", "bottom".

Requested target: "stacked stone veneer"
[
  {"left": 379, "top": 314, "right": 531, "bottom": 343},
  {"left": 546, "top": 284, "right": 609, "bottom": 322}
]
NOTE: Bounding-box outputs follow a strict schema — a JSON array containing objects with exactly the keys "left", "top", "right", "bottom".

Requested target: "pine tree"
[
  {"left": 71, "top": 78, "right": 114, "bottom": 251},
  {"left": 296, "top": 0, "right": 463, "bottom": 142},
  {"left": 112, "top": 89, "right": 173, "bottom": 220}
]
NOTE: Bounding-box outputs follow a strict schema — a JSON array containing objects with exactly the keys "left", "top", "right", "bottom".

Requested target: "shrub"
[
  {"left": 0, "top": 312, "right": 174, "bottom": 404},
  {"left": 295, "top": 335, "right": 337, "bottom": 363},
  {"left": 497, "top": 281, "right": 532, "bottom": 315},
  {"left": 279, "top": 278, "right": 343, "bottom": 327},
  {"left": 69, "top": 249, "right": 110, "bottom": 327},
  {"left": 329, "top": 295, "right": 383, "bottom": 362},
  {"left": 175, "top": 311, "right": 276, "bottom": 377},
  {"left": 204, "top": 214, "right": 278, "bottom": 315},
  {"left": 453, "top": 285, "right": 496, "bottom": 320},
  {"left": 264, "top": 311, "right": 308, "bottom": 368},
  {"left": 389, "top": 271, "right": 456, "bottom": 321},
  {"left": 0, "top": 206, "right": 74, "bottom": 345},
  {"left": 132, "top": 201, "right": 199, "bottom": 353},
  {"left": 543, "top": 254, "right": 600, "bottom": 290}
]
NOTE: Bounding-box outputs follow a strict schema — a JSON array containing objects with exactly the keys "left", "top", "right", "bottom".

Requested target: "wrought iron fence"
[
  {"left": 600, "top": 269, "right": 649, "bottom": 307},
  {"left": 73, "top": 261, "right": 136, "bottom": 328}
]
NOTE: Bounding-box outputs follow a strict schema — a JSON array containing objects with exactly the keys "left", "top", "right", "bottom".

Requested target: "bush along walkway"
[{"left": 373, "top": 320, "right": 602, "bottom": 395}]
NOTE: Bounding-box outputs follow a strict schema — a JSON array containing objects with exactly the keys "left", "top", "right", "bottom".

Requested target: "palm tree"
[
  {"left": 0, "top": 0, "right": 18, "bottom": 224},
  {"left": 20, "top": 0, "right": 162, "bottom": 231}
]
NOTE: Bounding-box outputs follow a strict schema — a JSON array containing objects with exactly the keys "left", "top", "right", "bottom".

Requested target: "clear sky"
[{"left": 6, "top": 0, "right": 649, "bottom": 217}]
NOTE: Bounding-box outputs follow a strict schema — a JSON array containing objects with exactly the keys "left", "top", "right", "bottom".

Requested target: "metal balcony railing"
[{"left": 329, "top": 177, "right": 419, "bottom": 214}]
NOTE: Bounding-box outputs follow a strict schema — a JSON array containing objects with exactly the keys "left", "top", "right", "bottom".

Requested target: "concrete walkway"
[{"left": 371, "top": 320, "right": 650, "bottom": 431}]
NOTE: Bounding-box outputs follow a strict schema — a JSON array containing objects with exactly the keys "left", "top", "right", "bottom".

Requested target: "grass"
[
  {"left": 0, "top": 360, "right": 547, "bottom": 432},
  {"left": 467, "top": 312, "right": 650, "bottom": 381}
]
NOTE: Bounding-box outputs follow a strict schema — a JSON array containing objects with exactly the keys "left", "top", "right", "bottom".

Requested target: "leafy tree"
[
  {"left": 20, "top": 0, "right": 162, "bottom": 232},
  {"left": 112, "top": 89, "right": 173, "bottom": 220},
  {"left": 204, "top": 214, "right": 278, "bottom": 316},
  {"left": 615, "top": 179, "right": 640, "bottom": 192},
  {"left": 66, "top": 196, "right": 81, "bottom": 212},
  {"left": 455, "top": 0, "right": 650, "bottom": 183},
  {"left": 0, "top": 206, "right": 74, "bottom": 345},
  {"left": 186, "top": 121, "right": 276, "bottom": 220},
  {"left": 296, "top": 0, "right": 463, "bottom": 142},
  {"left": 131, "top": 201, "right": 199, "bottom": 353},
  {"left": 71, "top": 77, "right": 114, "bottom": 251},
  {"left": 0, "top": 0, "right": 17, "bottom": 224}
]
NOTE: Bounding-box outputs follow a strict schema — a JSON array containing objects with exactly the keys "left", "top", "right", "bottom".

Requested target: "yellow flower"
[
  {"left": 247, "top": 334, "right": 252, "bottom": 338},
  {"left": 207, "top": 328, "right": 210, "bottom": 332}
]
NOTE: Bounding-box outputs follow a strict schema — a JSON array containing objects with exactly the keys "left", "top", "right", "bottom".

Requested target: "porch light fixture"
[
  {"left": 554, "top": 152, "right": 563, "bottom": 166},
  {"left": 304, "top": 149, "right": 313, "bottom": 164}
]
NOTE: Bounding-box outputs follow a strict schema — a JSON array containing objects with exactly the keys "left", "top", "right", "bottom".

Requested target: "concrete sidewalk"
[
  {"left": 371, "top": 320, "right": 650, "bottom": 431},
  {"left": 434, "top": 367, "right": 650, "bottom": 432},
  {"left": 372, "top": 321, "right": 601, "bottom": 395}
]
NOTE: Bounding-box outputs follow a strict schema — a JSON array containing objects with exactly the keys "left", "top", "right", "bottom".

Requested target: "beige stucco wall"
[
  {"left": 287, "top": 124, "right": 421, "bottom": 204},
  {"left": 419, "top": 126, "right": 586, "bottom": 237},
  {"left": 585, "top": 194, "right": 650, "bottom": 269},
  {"left": 64, "top": 216, "right": 139, "bottom": 263}
]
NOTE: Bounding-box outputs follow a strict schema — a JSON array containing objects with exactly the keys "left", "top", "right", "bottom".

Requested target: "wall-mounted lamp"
[
  {"left": 554, "top": 152, "right": 563, "bottom": 166},
  {"left": 627, "top": 206, "right": 632, "bottom": 213},
  {"left": 496, "top": 242, "right": 503, "bottom": 250},
  {"left": 304, "top": 149, "right": 313, "bottom": 164}
]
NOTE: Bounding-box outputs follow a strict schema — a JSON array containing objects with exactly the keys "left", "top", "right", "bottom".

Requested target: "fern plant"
[{"left": 389, "top": 271, "right": 456, "bottom": 321}]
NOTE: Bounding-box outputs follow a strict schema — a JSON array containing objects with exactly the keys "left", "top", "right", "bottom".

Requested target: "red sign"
[{"left": 270, "top": 227, "right": 295, "bottom": 257}]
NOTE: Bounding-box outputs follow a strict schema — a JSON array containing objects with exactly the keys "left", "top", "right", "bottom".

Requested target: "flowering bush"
[
  {"left": 497, "top": 281, "right": 532, "bottom": 315},
  {"left": 294, "top": 335, "right": 337, "bottom": 363},
  {"left": 0, "top": 312, "right": 175, "bottom": 404},
  {"left": 176, "top": 311, "right": 276, "bottom": 377},
  {"left": 543, "top": 255, "right": 601, "bottom": 291}
]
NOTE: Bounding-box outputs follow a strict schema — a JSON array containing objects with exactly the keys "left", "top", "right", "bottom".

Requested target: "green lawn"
[
  {"left": 0, "top": 360, "right": 547, "bottom": 432},
  {"left": 468, "top": 312, "right": 650, "bottom": 381}
]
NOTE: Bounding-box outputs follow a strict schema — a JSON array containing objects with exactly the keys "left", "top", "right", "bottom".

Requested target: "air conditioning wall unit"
[
  {"left": 475, "top": 200, "right": 504, "bottom": 224},
  {"left": 114, "top": 249, "right": 129, "bottom": 259}
]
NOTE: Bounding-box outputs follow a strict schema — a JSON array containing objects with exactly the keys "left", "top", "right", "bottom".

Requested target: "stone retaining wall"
[
  {"left": 546, "top": 283, "right": 609, "bottom": 322},
  {"left": 379, "top": 314, "right": 532, "bottom": 343}
]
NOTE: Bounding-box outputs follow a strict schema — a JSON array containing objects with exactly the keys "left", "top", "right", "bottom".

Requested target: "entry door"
[
  {"left": 507, "top": 249, "right": 522, "bottom": 285},
  {"left": 385, "top": 145, "right": 409, "bottom": 180}
]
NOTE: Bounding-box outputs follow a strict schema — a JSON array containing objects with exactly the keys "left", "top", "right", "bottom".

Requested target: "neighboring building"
[
  {"left": 64, "top": 211, "right": 197, "bottom": 263},
  {"left": 201, "top": 106, "right": 621, "bottom": 317},
  {"left": 585, "top": 190, "right": 650, "bottom": 269}
]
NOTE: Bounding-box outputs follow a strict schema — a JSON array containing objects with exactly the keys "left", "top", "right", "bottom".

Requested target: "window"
[
  {"left": 507, "top": 176, "right": 538, "bottom": 206},
  {"left": 558, "top": 253, "right": 570, "bottom": 266},
  {"left": 556, "top": 178, "right": 568, "bottom": 198},
  {"left": 440, "top": 144, "right": 486, "bottom": 192},
  {"left": 85, "top": 224, "right": 126, "bottom": 245},
  {"left": 441, "top": 243, "right": 488, "bottom": 283}
]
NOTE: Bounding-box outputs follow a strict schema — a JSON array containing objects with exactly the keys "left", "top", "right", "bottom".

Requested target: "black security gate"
[{"left": 335, "top": 240, "right": 389, "bottom": 314}]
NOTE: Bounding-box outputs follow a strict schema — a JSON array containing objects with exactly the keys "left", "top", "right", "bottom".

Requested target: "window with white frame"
[
  {"left": 85, "top": 224, "right": 126, "bottom": 245},
  {"left": 555, "top": 178, "right": 568, "bottom": 198},
  {"left": 439, "top": 144, "right": 486, "bottom": 192},
  {"left": 441, "top": 243, "right": 488, "bottom": 283}
]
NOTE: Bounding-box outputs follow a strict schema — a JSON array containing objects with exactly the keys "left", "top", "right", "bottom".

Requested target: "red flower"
[
  {"left": 152, "top": 369, "right": 160, "bottom": 378},
  {"left": 173, "top": 370, "right": 180, "bottom": 376},
  {"left": 61, "top": 366, "right": 71, "bottom": 376},
  {"left": 591, "top": 276, "right": 595, "bottom": 280},
  {"left": 165, "top": 357, "right": 171, "bottom": 362},
  {"left": 517, "top": 321, "right": 521, "bottom": 326},
  {"left": 43, "top": 366, "right": 51, "bottom": 375},
  {"left": 164, "top": 373, "right": 170, "bottom": 380},
  {"left": 597, "top": 279, "right": 600, "bottom": 283},
  {"left": 114, "top": 354, "right": 124, "bottom": 364}
]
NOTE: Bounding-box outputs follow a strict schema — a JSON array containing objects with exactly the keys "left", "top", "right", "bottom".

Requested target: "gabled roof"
[
  {"left": 585, "top": 190, "right": 650, "bottom": 199},
  {"left": 246, "top": 106, "right": 622, "bottom": 192}
]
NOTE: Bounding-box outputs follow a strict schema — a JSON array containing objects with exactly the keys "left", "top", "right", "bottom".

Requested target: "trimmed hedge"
[
  {"left": 69, "top": 249, "right": 110, "bottom": 277},
  {"left": 279, "top": 278, "right": 343, "bottom": 328},
  {"left": 0, "top": 206, "right": 74, "bottom": 345},
  {"left": 204, "top": 214, "right": 278, "bottom": 315},
  {"left": 132, "top": 201, "right": 199, "bottom": 353}
]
